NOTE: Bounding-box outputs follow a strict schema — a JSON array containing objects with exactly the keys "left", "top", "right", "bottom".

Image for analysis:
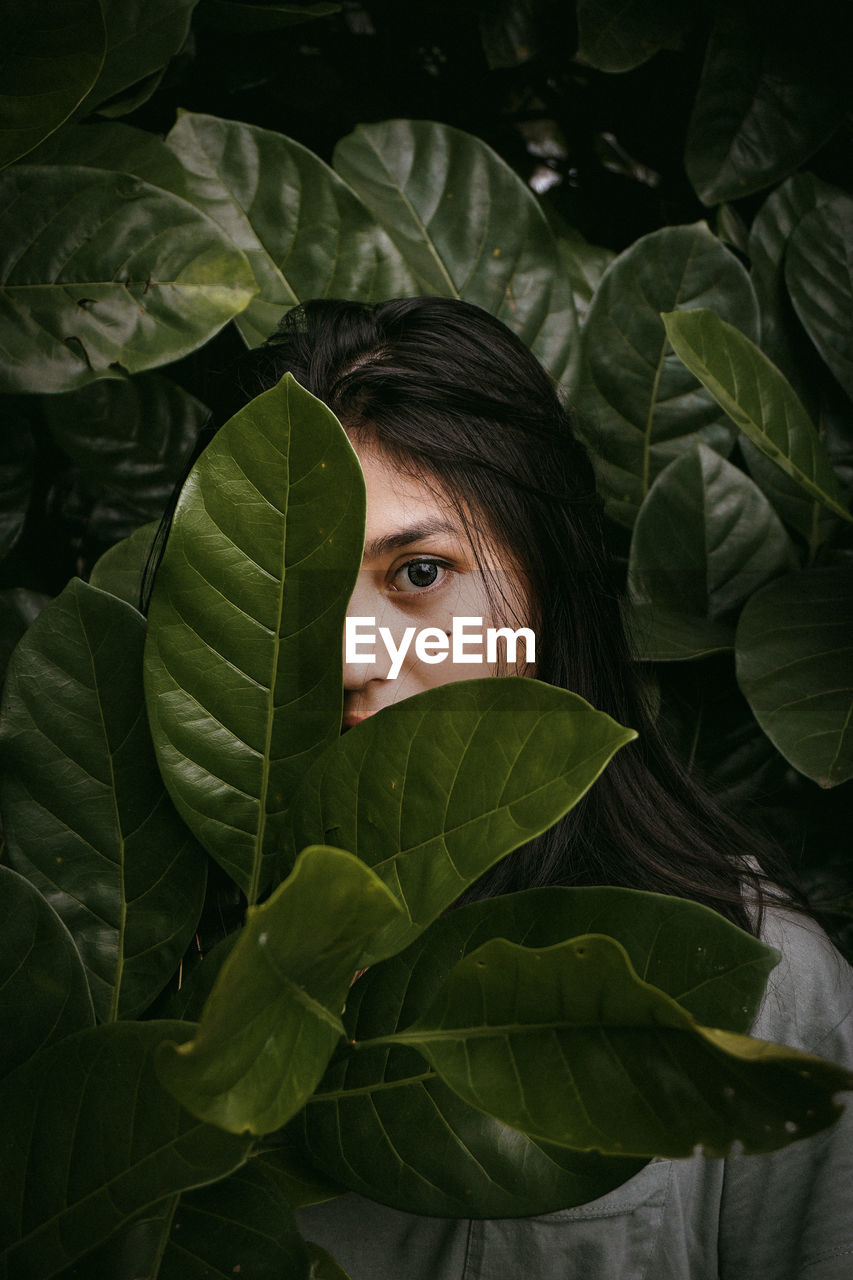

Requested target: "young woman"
[{"left": 236, "top": 296, "right": 853, "bottom": 1279}]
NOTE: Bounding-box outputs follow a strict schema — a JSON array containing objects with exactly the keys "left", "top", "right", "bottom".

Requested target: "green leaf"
[
  {"left": 0, "top": 866, "right": 94, "bottom": 1081},
  {"left": 157, "top": 847, "right": 403, "bottom": 1135},
  {"left": 255, "top": 1141, "right": 343, "bottom": 1210},
  {"left": 43, "top": 371, "right": 207, "bottom": 519},
  {"left": 628, "top": 444, "right": 797, "bottom": 621},
  {"left": 662, "top": 308, "right": 852, "bottom": 522},
  {"left": 574, "top": 223, "right": 757, "bottom": 526},
  {"left": 626, "top": 604, "right": 735, "bottom": 662},
  {"left": 0, "top": 165, "right": 256, "bottom": 394},
  {"left": 0, "top": 1021, "right": 252, "bottom": 1279},
  {"left": 0, "top": 420, "right": 34, "bottom": 560},
  {"left": 289, "top": 678, "right": 637, "bottom": 965},
  {"left": 157, "top": 1163, "right": 311, "bottom": 1279},
  {"left": 157, "top": 112, "right": 416, "bottom": 347},
  {"left": 785, "top": 192, "right": 853, "bottom": 402},
  {"left": 332, "top": 119, "right": 577, "bottom": 381},
  {"left": 735, "top": 569, "right": 853, "bottom": 787},
  {"left": 685, "top": 6, "right": 838, "bottom": 205},
  {"left": 198, "top": 1, "right": 342, "bottom": 32},
  {"left": 0, "top": 579, "right": 207, "bottom": 1021},
  {"left": 89, "top": 520, "right": 159, "bottom": 608},
  {"left": 307, "top": 1242, "right": 353, "bottom": 1280},
  {"left": 389, "top": 934, "right": 852, "bottom": 1158},
  {"left": 144, "top": 374, "right": 365, "bottom": 904},
  {"left": 296, "top": 885, "right": 775, "bottom": 1214},
  {"left": 43, "top": 373, "right": 208, "bottom": 521},
  {"left": 0, "top": 588, "right": 49, "bottom": 684},
  {"left": 748, "top": 171, "right": 836, "bottom": 374},
  {"left": 27, "top": 118, "right": 191, "bottom": 189},
  {"left": 83, "top": 0, "right": 198, "bottom": 114},
  {"left": 0, "top": 0, "right": 105, "bottom": 168},
  {"left": 576, "top": 0, "right": 690, "bottom": 72}
]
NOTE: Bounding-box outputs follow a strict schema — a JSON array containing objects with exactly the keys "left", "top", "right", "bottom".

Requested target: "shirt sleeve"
[{"left": 717, "top": 909, "right": 853, "bottom": 1279}]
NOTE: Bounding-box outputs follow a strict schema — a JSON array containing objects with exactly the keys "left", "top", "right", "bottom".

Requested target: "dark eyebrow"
[{"left": 363, "top": 520, "right": 463, "bottom": 560}]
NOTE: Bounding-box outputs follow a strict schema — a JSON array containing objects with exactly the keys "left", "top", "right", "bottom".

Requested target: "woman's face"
[{"left": 342, "top": 438, "right": 536, "bottom": 729}]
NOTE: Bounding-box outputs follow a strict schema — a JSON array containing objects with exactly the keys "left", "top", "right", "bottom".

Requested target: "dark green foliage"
[{"left": 1, "top": 4, "right": 851, "bottom": 1276}]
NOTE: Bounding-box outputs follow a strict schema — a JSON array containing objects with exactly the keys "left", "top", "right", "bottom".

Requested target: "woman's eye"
[{"left": 392, "top": 559, "right": 447, "bottom": 591}]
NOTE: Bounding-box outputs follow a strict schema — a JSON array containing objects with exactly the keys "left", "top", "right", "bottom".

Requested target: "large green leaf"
[
  {"left": 154, "top": 112, "right": 416, "bottom": 347},
  {"left": 748, "top": 172, "right": 836, "bottom": 374},
  {"left": 43, "top": 373, "right": 208, "bottom": 520},
  {"left": 0, "top": 866, "right": 94, "bottom": 1082},
  {"left": 198, "top": 1, "right": 341, "bottom": 32},
  {"left": 626, "top": 604, "right": 735, "bottom": 662},
  {"left": 157, "top": 847, "right": 403, "bottom": 1135},
  {"left": 0, "top": 165, "right": 256, "bottom": 394},
  {"left": 82, "top": 0, "right": 198, "bottom": 114},
  {"left": 662, "top": 308, "right": 852, "bottom": 522},
  {"left": 0, "top": 1021, "right": 252, "bottom": 1280},
  {"left": 384, "top": 934, "right": 852, "bottom": 1158},
  {"left": 144, "top": 374, "right": 366, "bottom": 905},
  {"left": 295, "top": 885, "right": 775, "bottom": 1214},
  {"left": 736, "top": 569, "right": 853, "bottom": 787},
  {"left": 0, "top": 0, "right": 105, "bottom": 168},
  {"left": 332, "top": 119, "right": 577, "bottom": 381},
  {"left": 0, "top": 588, "right": 48, "bottom": 685},
  {"left": 89, "top": 520, "right": 159, "bottom": 608},
  {"left": 289, "top": 678, "right": 637, "bottom": 965},
  {"left": 628, "top": 444, "right": 796, "bottom": 621},
  {"left": 576, "top": 0, "right": 690, "bottom": 72},
  {"left": 574, "top": 223, "right": 757, "bottom": 526},
  {"left": 0, "top": 579, "right": 207, "bottom": 1021},
  {"left": 0, "top": 420, "right": 34, "bottom": 560},
  {"left": 157, "top": 1163, "right": 311, "bottom": 1279},
  {"left": 685, "top": 6, "right": 838, "bottom": 205},
  {"left": 786, "top": 192, "right": 853, "bottom": 402}
]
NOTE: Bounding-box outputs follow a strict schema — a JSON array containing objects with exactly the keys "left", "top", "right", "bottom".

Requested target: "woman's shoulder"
[{"left": 752, "top": 904, "right": 853, "bottom": 1063}]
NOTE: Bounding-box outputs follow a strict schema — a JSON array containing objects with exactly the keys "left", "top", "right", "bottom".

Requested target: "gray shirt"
[{"left": 298, "top": 908, "right": 853, "bottom": 1278}]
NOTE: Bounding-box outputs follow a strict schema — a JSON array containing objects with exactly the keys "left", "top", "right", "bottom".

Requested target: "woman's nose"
[{"left": 342, "top": 572, "right": 392, "bottom": 689}]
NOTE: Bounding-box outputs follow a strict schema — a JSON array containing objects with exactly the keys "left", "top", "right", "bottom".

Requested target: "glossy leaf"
[
  {"left": 0, "top": 1022, "right": 252, "bottom": 1279},
  {"left": 627, "top": 604, "right": 734, "bottom": 662},
  {"left": 685, "top": 7, "right": 838, "bottom": 205},
  {"left": 0, "top": 579, "right": 207, "bottom": 1021},
  {"left": 89, "top": 521, "right": 159, "bottom": 608},
  {"left": 0, "top": 165, "right": 256, "bottom": 394},
  {"left": 83, "top": 0, "right": 198, "bottom": 114},
  {"left": 307, "top": 1242, "right": 352, "bottom": 1280},
  {"left": 289, "top": 678, "right": 637, "bottom": 965},
  {"left": 391, "top": 934, "right": 852, "bottom": 1158},
  {"left": 157, "top": 112, "right": 416, "bottom": 347},
  {"left": 199, "top": 1, "right": 341, "bottom": 32},
  {"left": 574, "top": 223, "right": 757, "bottom": 526},
  {"left": 786, "top": 192, "right": 853, "bottom": 401},
  {"left": 0, "top": 420, "right": 34, "bottom": 559},
  {"left": 0, "top": 588, "right": 48, "bottom": 684},
  {"left": 296, "top": 885, "right": 775, "bottom": 1214},
  {"left": 144, "top": 374, "right": 365, "bottom": 904},
  {"left": 662, "top": 309, "right": 852, "bottom": 522},
  {"left": 629, "top": 444, "right": 796, "bottom": 621},
  {"left": 736, "top": 569, "right": 853, "bottom": 787},
  {"left": 748, "top": 171, "right": 836, "bottom": 373},
  {"left": 576, "top": 0, "right": 690, "bottom": 72},
  {"left": 255, "top": 1141, "right": 343, "bottom": 1210},
  {"left": 0, "top": 0, "right": 105, "bottom": 168},
  {"left": 0, "top": 866, "right": 94, "bottom": 1082},
  {"left": 157, "top": 1163, "right": 311, "bottom": 1279},
  {"left": 157, "top": 847, "right": 403, "bottom": 1134},
  {"left": 43, "top": 373, "right": 208, "bottom": 519},
  {"left": 333, "top": 119, "right": 576, "bottom": 381}
]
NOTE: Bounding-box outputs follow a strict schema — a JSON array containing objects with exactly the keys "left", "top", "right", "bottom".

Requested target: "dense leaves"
[
  {"left": 0, "top": 0, "right": 105, "bottom": 169},
  {"left": 0, "top": 580, "right": 206, "bottom": 1021},
  {"left": 0, "top": 166, "right": 256, "bottom": 393},
  {"left": 288, "top": 678, "right": 637, "bottom": 963},
  {"left": 736, "top": 569, "right": 853, "bottom": 787},
  {"left": 574, "top": 223, "right": 758, "bottom": 526},
  {"left": 145, "top": 374, "right": 365, "bottom": 904}
]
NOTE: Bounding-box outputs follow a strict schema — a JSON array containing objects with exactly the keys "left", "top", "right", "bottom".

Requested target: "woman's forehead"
[{"left": 352, "top": 438, "right": 467, "bottom": 551}]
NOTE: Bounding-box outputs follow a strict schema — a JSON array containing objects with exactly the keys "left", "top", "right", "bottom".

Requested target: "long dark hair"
[{"left": 212, "top": 294, "right": 807, "bottom": 935}]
